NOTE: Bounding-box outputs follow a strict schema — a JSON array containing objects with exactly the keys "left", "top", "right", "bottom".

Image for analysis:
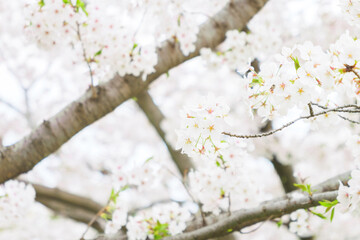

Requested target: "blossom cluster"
[
  {"left": 340, "top": 0, "right": 360, "bottom": 27},
  {"left": 111, "top": 163, "right": 160, "bottom": 192},
  {"left": 104, "top": 200, "right": 128, "bottom": 235},
  {"left": 0, "top": 180, "right": 36, "bottom": 229},
  {"left": 188, "top": 149, "right": 259, "bottom": 215},
  {"left": 24, "top": 0, "right": 158, "bottom": 82},
  {"left": 105, "top": 161, "right": 165, "bottom": 235},
  {"left": 244, "top": 32, "right": 360, "bottom": 120},
  {"left": 176, "top": 94, "right": 261, "bottom": 214},
  {"left": 175, "top": 94, "right": 230, "bottom": 162},
  {"left": 24, "top": 0, "right": 230, "bottom": 83},
  {"left": 126, "top": 203, "right": 191, "bottom": 240},
  {"left": 337, "top": 169, "right": 360, "bottom": 215},
  {"left": 288, "top": 209, "right": 311, "bottom": 237},
  {"left": 201, "top": 28, "right": 281, "bottom": 72}
]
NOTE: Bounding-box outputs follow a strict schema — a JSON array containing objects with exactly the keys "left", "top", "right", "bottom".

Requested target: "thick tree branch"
[
  {"left": 33, "top": 183, "right": 103, "bottom": 213},
  {"left": 258, "top": 120, "right": 298, "bottom": 193},
  {"left": 95, "top": 191, "right": 338, "bottom": 240},
  {"left": 32, "top": 183, "right": 105, "bottom": 232},
  {"left": 94, "top": 170, "right": 350, "bottom": 240},
  {"left": 271, "top": 155, "right": 298, "bottom": 193},
  {"left": 136, "top": 91, "right": 194, "bottom": 174},
  {"left": 163, "top": 191, "right": 338, "bottom": 240},
  {"left": 269, "top": 170, "right": 351, "bottom": 203},
  {"left": 0, "top": 0, "right": 268, "bottom": 184}
]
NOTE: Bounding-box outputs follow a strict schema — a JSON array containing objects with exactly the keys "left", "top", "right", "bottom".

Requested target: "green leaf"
[
  {"left": 227, "top": 228, "right": 233, "bottom": 232},
  {"left": 319, "top": 199, "right": 338, "bottom": 208},
  {"left": 291, "top": 56, "right": 300, "bottom": 71},
  {"left": 50, "top": 214, "right": 60, "bottom": 220},
  {"left": 330, "top": 207, "right": 335, "bottom": 222},
  {"left": 310, "top": 210, "right": 327, "bottom": 220},
  {"left": 306, "top": 184, "right": 312, "bottom": 194},
  {"left": 177, "top": 15, "right": 181, "bottom": 26},
  {"left": 338, "top": 68, "right": 345, "bottom": 74},
  {"left": 276, "top": 219, "right": 283, "bottom": 228},
  {"left": 62, "top": 0, "right": 72, "bottom": 4},
  {"left": 293, "top": 183, "right": 307, "bottom": 192},
  {"left": 100, "top": 212, "right": 111, "bottom": 220},
  {"left": 38, "top": 0, "right": 45, "bottom": 8},
  {"left": 293, "top": 183, "right": 312, "bottom": 195},
  {"left": 76, "top": 0, "right": 88, "bottom": 16},
  {"left": 109, "top": 188, "right": 117, "bottom": 203},
  {"left": 94, "top": 49, "right": 102, "bottom": 57},
  {"left": 145, "top": 156, "right": 154, "bottom": 163},
  {"left": 109, "top": 186, "right": 128, "bottom": 204},
  {"left": 220, "top": 188, "right": 225, "bottom": 198},
  {"left": 132, "top": 43, "right": 138, "bottom": 51},
  {"left": 249, "top": 77, "right": 264, "bottom": 87},
  {"left": 152, "top": 221, "right": 170, "bottom": 239},
  {"left": 215, "top": 160, "right": 221, "bottom": 167}
]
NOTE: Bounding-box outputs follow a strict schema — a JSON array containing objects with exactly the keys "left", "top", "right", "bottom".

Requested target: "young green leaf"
[
  {"left": 152, "top": 221, "right": 170, "bottom": 239},
  {"left": 330, "top": 208, "right": 335, "bottom": 222},
  {"left": 76, "top": 0, "right": 88, "bottom": 16},
  {"left": 132, "top": 43, "right": 138, "bottom": 51},
  {"left": 38, "top": 0, "right": 45, "bottom": 8},
  {"left": 215, "top": 160, "right": 221, "bottom": 167},
  {"left": 291, "top": 56, "right": 300, "bottom": 71},
  {"left": 310, "top": 210, "right": 327, "bottom": 220},
  {"left": 145, "top": 156, "right": 154, "bottom": 163},
  {"left": 94, "top": 49, "right": 102, "bottom": 57},
  {"left": 319, "top": 199, "right": 338, "bottom": 208},
  {"left": 294, "top": 183, "right": 313, "bottom": 195},
  {"left": 100, "top": 212, "right": 111, "bottom": 220}
]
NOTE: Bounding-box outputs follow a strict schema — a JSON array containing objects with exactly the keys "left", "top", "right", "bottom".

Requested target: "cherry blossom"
[{"left": 0, "top": 180, "right": 36, "bottom": 229}]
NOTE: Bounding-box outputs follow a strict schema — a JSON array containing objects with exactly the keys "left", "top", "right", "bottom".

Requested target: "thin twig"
[
  {"left": 337, "top": 115, "right": 360, "bottom": 124},
  {"left": 351, "top": 68, "right": 360, "bottom": 80},
  {"left": 80, "top": 202, "right": 109, "bottom": 240},
  {"left": 311, "top": 102, "right": 360, "bottom": 125},
  {"left": 132, "top": 8, "right": 148, "bottom": 40},
  {"left": 76, "top": 22, "right": 97, "bottom": 98},
  {"left": 308, "top": 103, "right": 314, "bottom": 116},
  {"left": 0, "top": 97, "right": 24, "bottom": 116},
  {"left": 310, "top": 102, "right": 327, "bottom": 110},
  {"left": 223, "top": 105, "right": 360, "bottom": 139}
]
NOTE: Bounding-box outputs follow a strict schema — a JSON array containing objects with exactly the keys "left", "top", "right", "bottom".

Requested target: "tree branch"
[
  {"left": 94, "top": 170, "right": 350, "bottom": 240},
  {"left": 271, "top": 155, "right": 298, "bottom": 193},
  {"left": 258, "top": 120, "right": 298, "bottom": 193},
  {"left": 136, "top": 91, "right": 194, "bottom": 174},
  {"left": 32, "top": 183, "right": 105, "bottom": 232},
  {"left": 164, "top": 191, "right": 338, "bottom": 240},
  {"left": 94, "top": 191, "right": 338, "bottom": 240},
  {"left": 0, "top": 0, "right": 269, "bottom": 184}
]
